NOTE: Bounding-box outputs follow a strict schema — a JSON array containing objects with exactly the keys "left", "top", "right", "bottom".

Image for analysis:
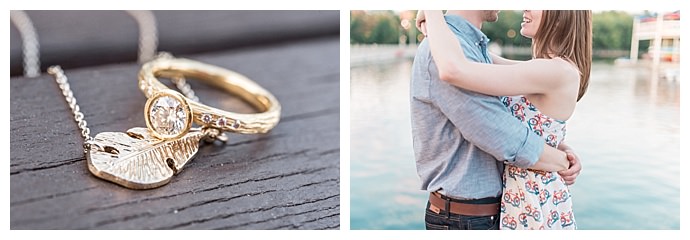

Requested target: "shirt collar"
[{"left": 444, "top": 14, "right": 490, "bottom": 46}]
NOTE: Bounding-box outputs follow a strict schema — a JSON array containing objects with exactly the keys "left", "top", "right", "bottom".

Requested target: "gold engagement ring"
[
  {"left": 48, "top": 55, "right": 281, "bottom": 190},
  {"left": 139, "top": 55, "right": 282, "bottom": 140}
]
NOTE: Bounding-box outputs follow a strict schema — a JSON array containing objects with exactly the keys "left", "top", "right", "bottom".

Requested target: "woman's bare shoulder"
[{"left": 526, "top": 57, "right": 580, "bottom": 83}]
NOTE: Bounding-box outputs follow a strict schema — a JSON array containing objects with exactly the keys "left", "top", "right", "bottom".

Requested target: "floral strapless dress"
[{"left": 499, "top": 96, "right": 576, "bottom": 230}]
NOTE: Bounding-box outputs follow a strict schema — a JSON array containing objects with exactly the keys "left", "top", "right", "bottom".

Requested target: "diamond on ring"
[{"left": 145, "top": 90, "right": 193, "bottom": 139}]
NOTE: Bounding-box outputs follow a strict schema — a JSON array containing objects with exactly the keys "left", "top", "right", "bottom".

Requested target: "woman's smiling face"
[{"left": 520, "top": 10, "right": 543, "bottom": 38}]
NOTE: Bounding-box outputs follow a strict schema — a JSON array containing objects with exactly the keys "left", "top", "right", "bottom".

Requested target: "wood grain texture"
[{"left": 10, "top": 36, "right": 340, "bottom": 230}]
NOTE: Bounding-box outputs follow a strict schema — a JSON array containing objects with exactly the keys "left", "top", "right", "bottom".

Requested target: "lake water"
[{"left": 350, "top": 60, "right": 680, "bottom": 230}]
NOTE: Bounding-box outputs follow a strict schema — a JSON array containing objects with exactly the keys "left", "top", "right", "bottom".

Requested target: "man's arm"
[
  {"left": 430, "top": 75, "right": 568, "bottom": 171},
  {"left": 532, "top": 146, "right": 569, "bottom": 172}
]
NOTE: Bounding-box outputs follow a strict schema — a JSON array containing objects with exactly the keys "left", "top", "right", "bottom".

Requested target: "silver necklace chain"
[
  {"left": 172, "top": 75, "right": 200, "bottom": 102},
  {"left": 18, "top": 11, "right": 200, "bottom": 150},
  {"left": 155, "top": 52, "right": 200, "bottom": 102},
  {"left": 47, "top": 61, "right": 199, "bottom": 151},
  {"left": 48, "top": 66, "right": 95, "bottom": 151},
  {"left": 10, "top": 10, "right": 41, "bottom": 78},
  {"left": 125, "top": 10, "right": 158, "bottom": 63},
  {"left": 11, "top": 10, "right": 198, "bottom": 101},
  {"left": 123, "top": 12, "right": 199, "bottom": 101},
  {"left": 11, "top": 10, "right": 165, "bottom": 76}
]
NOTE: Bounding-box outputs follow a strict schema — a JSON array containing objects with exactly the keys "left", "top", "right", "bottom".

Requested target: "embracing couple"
[{"left": 411, "top": 10, "right": 592, "bottom": 230}]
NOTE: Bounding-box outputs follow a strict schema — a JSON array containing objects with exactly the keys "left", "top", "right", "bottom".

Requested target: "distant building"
[{"left": 630, "top": 11, "right": 680, "bottom": 64}]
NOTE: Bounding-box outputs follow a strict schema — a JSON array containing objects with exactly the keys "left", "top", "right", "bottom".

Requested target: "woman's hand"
[
  {"left": 416, "top": 10, "right": 427, "bottom": 36},
  {"left": 424, "top": 10, "right": 474, "bottom": 89},
  {"left": 557, "top": 142, "right": 582, "bottom": 185}
]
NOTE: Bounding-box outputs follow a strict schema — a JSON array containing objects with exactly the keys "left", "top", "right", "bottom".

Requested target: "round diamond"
[
  {"left": 231, "top": 120, "right": 240, "bottom": 129},
  {"left": 149, "top": 96, "right": 188, "bottom": 136},
  {"left": 201, "top": 113, "right": 212, "bottom": 124},
  {"left": 216, "top": 117, "right": 227, "bottom": 127}
]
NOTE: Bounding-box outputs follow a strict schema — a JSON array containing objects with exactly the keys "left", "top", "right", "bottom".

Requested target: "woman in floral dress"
[{"left": 423, "top": 10, "right": 592, "bottom": 229}]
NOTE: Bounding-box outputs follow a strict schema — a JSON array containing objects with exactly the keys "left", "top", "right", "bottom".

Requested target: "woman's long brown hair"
[{"left": 532, "top": 10, "right": 592, "bottom": 101}]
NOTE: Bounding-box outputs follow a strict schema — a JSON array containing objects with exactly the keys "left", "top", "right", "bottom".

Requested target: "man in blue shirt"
[{"left": 411, "top": 10, "right": 582, "bottom": 230}]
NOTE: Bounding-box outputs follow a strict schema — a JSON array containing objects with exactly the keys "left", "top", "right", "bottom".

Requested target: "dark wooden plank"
[
  {"left": 11, "top": 10, "right": 340, "bottom": 76},
  {"left": 10, "top": 36, "right": 340, "bottom": 230}
]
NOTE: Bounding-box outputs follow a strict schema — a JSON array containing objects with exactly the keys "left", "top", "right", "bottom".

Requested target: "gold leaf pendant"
[{"left": 86, "top": 127, "right": 204, "bottom": 189}]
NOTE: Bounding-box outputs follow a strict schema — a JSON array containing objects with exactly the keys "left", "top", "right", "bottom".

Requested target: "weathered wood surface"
[
  {"left": 10, "top": 36, "right": 340, "bottom": 229},
  {"left": 11, "top": 10, "right": 339, "bottom": 76}
]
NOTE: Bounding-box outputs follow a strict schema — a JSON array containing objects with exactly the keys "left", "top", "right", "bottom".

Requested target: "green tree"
[
  {"left": 592, "top": 11, "right": 633, "bottom": 50},
  {"left": 370, "top": 14, "right": 400, "bottom": 44},
  {"left": 350, "top": 11, "right": 368, "bottom": 44},
  {"left": 350, "top": 10, "right": 401, "bottom": 44},
  {"left": 350, "top": 10, "right": 651, "bottom": 56}
]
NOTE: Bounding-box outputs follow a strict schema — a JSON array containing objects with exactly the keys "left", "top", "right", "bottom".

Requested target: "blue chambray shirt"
[{"left": 410, "top": 15, "right": 544, "bottom": 199}]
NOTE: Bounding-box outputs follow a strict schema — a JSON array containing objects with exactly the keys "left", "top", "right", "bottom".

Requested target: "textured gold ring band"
[{"left": 138, "top": 57, "right": 281, "bottom": 135}]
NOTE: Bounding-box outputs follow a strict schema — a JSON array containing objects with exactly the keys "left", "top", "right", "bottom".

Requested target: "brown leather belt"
[{"left": 428, "top": 192, "right": 500, "bottom": 216}]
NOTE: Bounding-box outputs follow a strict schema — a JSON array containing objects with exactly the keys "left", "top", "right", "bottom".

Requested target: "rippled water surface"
[{"left": 350, "top": 61, "right": 680, "bottom": 230}]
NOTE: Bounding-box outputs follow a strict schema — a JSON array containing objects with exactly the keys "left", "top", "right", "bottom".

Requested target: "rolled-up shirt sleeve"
[{"left": 429, "top": 74, "right": 543, "bottom": 168}]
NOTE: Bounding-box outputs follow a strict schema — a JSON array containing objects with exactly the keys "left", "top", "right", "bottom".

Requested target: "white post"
[
  {"left": 652, "top": 12, "right": 664, "bottom": 66},
  {"left": 672, "top": 37, "right": 680, "bottom": 62},
  {"left": 630, "top": 17, "right": 639, "bottom": 63}
]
